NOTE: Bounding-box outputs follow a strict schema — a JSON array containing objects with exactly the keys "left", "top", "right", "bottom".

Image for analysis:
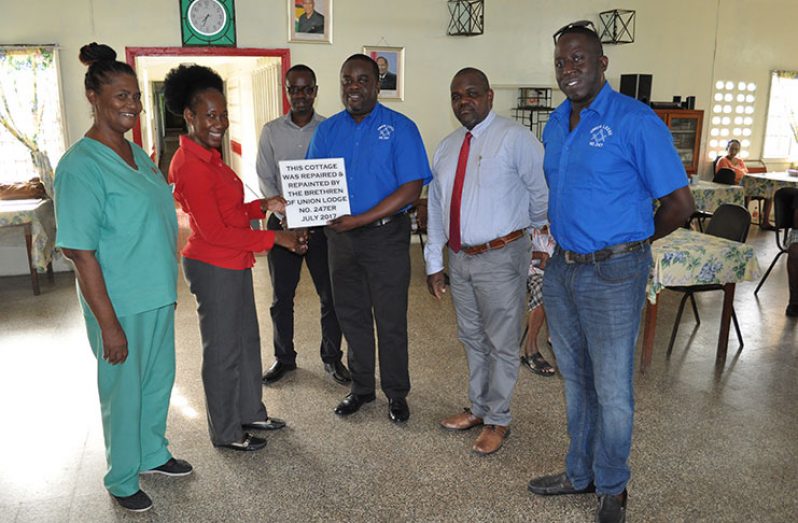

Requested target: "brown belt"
[{"left": 462, "top": 229, "right": 525, "bottom": 255}]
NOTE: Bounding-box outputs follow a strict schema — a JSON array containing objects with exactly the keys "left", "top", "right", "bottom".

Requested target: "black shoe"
[
  {"left": 334, "top": 392, "right": 376, "bottom": 416},
  {"left": 215, "top": 432, "right": 267, "bottom": 452},
  {"left": 243, "top": 417, "right": 287, "bottom": 431},
  {"left": 528, "top": 472, "right": 596, "bottom": 496},
  {"left": 596, "top": 490, "right": 627, "bottom": 523},
  {"left": 140, "top": 458, "right": 193, "bottom": 477},
  {"left": 786, "top": 304, "right": 798, "bottom": 317},
  {"left": 324, "top": 360, "right": 352, "bottom": 385},
  {"left": 112, "top": 490, "right": 153, "bottom": 512},
  {"left": 388, "top": 397, "right": 410, "bottom": 423},
  {"left": 262, "top": 360, "right": 296, "bottom": 384}
]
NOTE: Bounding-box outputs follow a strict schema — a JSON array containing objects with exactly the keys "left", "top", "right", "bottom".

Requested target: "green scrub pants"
[{"left": 85, "top": 304, "right": 176, "bottom": 497}]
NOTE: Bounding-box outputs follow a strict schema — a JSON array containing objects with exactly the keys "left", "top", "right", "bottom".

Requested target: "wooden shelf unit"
[{"left": 654, "top": 109, "right": 703, "bottom": 175}]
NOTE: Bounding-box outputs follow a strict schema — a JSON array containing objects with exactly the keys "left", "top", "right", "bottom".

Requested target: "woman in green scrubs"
[{"left": 54, "top": 42, "right": 191, "bottom": 513}]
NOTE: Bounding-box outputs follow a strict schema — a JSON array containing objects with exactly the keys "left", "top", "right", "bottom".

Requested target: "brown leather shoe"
[
  {"left": 440, "top": 408, "right": 483, "bottom": 430},
  {"left": 472, "top": 425, "right": 510, "bottom": 455}
]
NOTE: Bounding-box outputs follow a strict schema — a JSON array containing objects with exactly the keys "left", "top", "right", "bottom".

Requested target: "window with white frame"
[
  {"left": 0, "top": 46, "right": 66, "bottom": 187},
  {"left": 706, "top": 80, "right": 756, "bottom": 161},
  {"left": 763, "top": 71, "right": 798, "bottom": 162}
]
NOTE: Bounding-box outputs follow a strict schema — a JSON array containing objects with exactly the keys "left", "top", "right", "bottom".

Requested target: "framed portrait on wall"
[
  {"left": 363, "top": 46, "right": 404, "bottom": 101},
  {"left": 288, "top": 0, "right": 332, "bottom": 44}
]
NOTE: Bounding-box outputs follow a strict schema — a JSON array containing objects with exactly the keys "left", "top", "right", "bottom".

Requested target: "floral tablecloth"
[
  {"left": 647, "top": 227, "right": 761, "bottom": 303},
  {"left": 0, "top": 198, "right": 56, "bottom": 271},
  {"left": 690, "top": 180, "right": 745, "bottom": 212},
  {"left": 742, "top": 172, "right": 798, "bottom": 199}
]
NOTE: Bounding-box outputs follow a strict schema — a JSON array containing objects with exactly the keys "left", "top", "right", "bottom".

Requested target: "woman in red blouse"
[
  {"left": 715, "top": 139, "right": 748, "bottom": 184},
  {"left": 165, "top": 64, "right": 306, "bottom": 452}
]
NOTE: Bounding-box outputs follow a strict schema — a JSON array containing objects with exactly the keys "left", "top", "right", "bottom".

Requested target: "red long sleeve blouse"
[{"left": 169, "top": 135, "right": 275, "bottom": 270}]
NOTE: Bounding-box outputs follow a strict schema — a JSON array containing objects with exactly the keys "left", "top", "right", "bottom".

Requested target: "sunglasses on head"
[{"left": 553, "top": 20, "right": 598, "bottom": 44}]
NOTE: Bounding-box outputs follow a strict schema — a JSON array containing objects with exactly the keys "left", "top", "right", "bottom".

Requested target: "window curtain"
[
  {"left": 773, "top": 70, "right": 798, "bottom": 145},
  {"left": 0, "top": 46, "right": 60, "bottom": 197}
]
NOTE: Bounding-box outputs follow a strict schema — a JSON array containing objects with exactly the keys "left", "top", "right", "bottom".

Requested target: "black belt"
[
  {"left": 557, "top": 240, "right": 649, "bottom": 264},
  {"left": 363, "top": 211, "right": 408, "bottom": 228}
]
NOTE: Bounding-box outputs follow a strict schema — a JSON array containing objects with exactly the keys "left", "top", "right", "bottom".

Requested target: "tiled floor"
[{"left": 0, "top": 228, "right": 796, "bottom": 522}]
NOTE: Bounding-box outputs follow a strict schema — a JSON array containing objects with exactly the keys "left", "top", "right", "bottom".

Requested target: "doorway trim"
[{"left": 125, "top": 46, "right": 291, "bottom": 146}]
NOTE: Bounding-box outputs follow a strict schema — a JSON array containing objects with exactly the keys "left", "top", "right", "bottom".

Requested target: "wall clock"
[{"left": 180, "top": 0, "right": 236, "bottom": 46}]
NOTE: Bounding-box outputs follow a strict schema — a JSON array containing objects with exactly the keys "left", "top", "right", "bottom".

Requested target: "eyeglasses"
[
  {"left": 286, "top": 85, "right": 316, "bottom": 95},
  {"left": 552, "top": 20, "right": 598, "bottom": 44}
]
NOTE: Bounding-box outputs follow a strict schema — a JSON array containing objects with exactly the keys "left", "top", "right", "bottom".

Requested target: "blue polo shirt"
[
  {"left": 307, "top": 103, "right": 432, "bottom": 215},
  {"left": 543, "top": 82, "right": 687, "bottom": 254}
]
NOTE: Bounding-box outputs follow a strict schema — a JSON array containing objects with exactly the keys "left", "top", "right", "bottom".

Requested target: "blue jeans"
[{"left": 542, "top": 245, "right": 651, "bottom": 495}]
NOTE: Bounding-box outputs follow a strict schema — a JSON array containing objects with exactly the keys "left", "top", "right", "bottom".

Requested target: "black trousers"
[
  {"left": 325, "top": 214, "right": 411, "bottom": 399},
  {"left": 266, "top": 214, "right": 342, "bottom": 364}
]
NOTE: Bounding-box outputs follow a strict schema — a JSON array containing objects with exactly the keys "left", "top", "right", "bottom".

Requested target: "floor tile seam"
[{"left": 65, "top": 430, "right": 94, "bottom": 519}]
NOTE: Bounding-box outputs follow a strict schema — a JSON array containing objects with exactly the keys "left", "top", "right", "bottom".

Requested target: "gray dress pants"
[
  {"left": 182, "top": 257, "right": 268, "bottom": 446},
  {"left": 447, "top": 236, "right": 531, "bottom": 426}
]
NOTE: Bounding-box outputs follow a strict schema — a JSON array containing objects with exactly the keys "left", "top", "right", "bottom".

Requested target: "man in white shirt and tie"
[{"left": 425, "top": 68, "right": 549, "bottom": 455}]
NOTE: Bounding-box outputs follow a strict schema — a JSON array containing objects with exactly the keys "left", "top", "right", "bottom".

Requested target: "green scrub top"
[{"left": 55, "top": 137, "right": 178, "bottom": 318}]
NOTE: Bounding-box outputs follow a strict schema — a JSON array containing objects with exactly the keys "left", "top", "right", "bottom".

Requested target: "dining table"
[
  {"left": 689, "top": 179, "right": 745, "bottom": 212},
  {"left": 640, "top": 227, "right": 761, "bottom": 372},
  {"left": 653, "top": 180, "right": 745, "bottom": 221},
  {"left": 741, "top": 171, "right": 798, "bottom": 199},
  {"left": 0, "top": 198, "right": 56, "bottom": 295}
]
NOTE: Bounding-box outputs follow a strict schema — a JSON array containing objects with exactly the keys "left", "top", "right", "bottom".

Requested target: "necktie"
[{"left": 448, "top": 131, "right": 472, "bottom": 253}]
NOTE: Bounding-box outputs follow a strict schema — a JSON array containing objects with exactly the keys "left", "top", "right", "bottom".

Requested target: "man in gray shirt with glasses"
[{"left": 256, "top": 64, "right": 350, "bottom": 386}]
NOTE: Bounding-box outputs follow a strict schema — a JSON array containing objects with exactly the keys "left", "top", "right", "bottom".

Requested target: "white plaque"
[{"left": 278, "top": 158, "right": 350, "bottom": 228}]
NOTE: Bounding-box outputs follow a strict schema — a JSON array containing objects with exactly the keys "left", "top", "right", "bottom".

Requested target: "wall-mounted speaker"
[{"left": 619, "top": 74, "right": 652, "bottom": 104}]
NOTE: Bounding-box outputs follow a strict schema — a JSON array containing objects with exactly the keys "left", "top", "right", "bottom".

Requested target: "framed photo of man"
[
  {"left": 363, "top": 46, "right": 405, "bottom": 101},
  {"left": 288, "top": 0, "right": 332, "bottom": 44}
]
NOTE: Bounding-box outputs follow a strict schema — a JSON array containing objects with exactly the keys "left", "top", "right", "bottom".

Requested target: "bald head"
[
  {"left": 450, "top": 68, "right": 493, "bottom": 130},
  {"left": 452, "top": 67, "right": 490, "bottom": 91}
]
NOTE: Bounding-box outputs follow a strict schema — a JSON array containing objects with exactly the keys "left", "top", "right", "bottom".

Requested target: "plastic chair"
[
  {"left": 753, "top": 187, "right": 798, "bottom": 295},
  {"left": 666, "top": 204, "right": 751, "bottom": 355},
  {"left": 712, "top": 167, "right": 737, "bottom": 185}
]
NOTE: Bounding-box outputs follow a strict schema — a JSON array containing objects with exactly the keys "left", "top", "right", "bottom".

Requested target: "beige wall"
[
  {"left": 0, "top": 0, "right": 795, "bottom": 273},
  {"left": 3, "top": 0, "right": 795, "bottom": 167}
]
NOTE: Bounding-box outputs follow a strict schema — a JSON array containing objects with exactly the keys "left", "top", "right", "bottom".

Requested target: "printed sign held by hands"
[{"left": 278, "top": 158, "right": 350, "bottom": 228}]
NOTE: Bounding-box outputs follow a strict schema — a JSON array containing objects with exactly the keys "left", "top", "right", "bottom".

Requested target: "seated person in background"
[
  {"left": 521, "top": 226, "right": 556, "bottom": 377},
  {"left": 718, "top": 138, "right": 775, "bottom": 229},
  {"left": 715, "top": 139, "right": 748, "bottom": 184}
]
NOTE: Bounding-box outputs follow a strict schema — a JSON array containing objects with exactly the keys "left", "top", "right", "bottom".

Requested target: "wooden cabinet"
[{"left": 654, "top": 109, "right": 703, "bottom": 175}]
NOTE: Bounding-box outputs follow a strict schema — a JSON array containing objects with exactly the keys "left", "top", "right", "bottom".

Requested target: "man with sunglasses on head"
[
  {"left": 527, "top": 21, "right": 694, "bottom": 523},
  {"left": 256, "top": 64, "right": 350, "bottom": 387}
]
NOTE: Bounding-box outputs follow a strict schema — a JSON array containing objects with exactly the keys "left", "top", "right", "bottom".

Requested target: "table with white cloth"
[
  {"left": 742, "top": 171, "right": 798, "bottom": 199},
  {"left": 0, "top": 198, "right": 56, "bottom": 295},
  {"left": 689, "top": 180, "right": 745, "bottom": 212},
  {"left": 653, "top": 180, "right": 744, "bottom": 219},
  {"left": 640, "top": 227, "right": 761, "bottom": 372}
]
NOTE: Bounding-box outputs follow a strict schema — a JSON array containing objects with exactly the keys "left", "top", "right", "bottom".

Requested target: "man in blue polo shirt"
[
  {"left": 307, "top": 54, "right": 432, "bottom": 424},
  {"left": 526, "top": 23, "right": 694, "bottom": 523}
]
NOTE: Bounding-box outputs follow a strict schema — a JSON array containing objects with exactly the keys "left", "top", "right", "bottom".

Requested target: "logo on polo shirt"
[
  {"left": 589, "top": 124, "right": 613, "bottom": 148},
  {"left": 377, "top": 124, "right": 395, "bottom": 140}
]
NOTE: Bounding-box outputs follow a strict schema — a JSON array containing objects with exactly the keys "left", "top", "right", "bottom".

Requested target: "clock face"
[
  {"left": 188, "top": 0, "right": 227, "bottom": 36},
  {"left": 180, "top": 0, "right": 236, "bottom": 47}
]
